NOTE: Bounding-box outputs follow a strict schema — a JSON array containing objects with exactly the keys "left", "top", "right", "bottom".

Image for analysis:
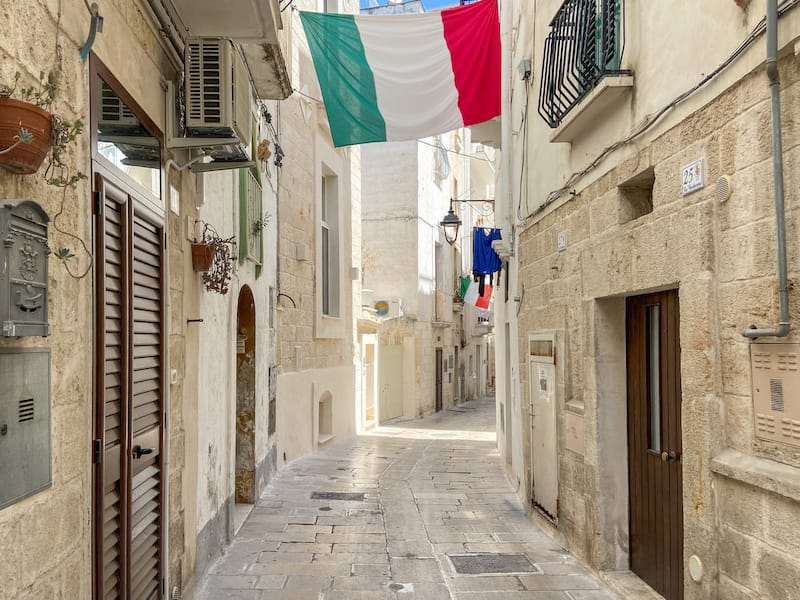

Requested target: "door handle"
[
  {"left": 133, "top": 445, "right": 154, "bottom": 459},
  {"left": 660, "top": 451, "right": 679, "bottom": 463}
]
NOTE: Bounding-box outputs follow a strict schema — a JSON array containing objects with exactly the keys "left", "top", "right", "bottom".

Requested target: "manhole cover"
[
  {"left": 311, "top": 491, "right": 365, "bottom": 501},
  {"left": 448, "top": 554, "right": 537, "bottom": 575}
]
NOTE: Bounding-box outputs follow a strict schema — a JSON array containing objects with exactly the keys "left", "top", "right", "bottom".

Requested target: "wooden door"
[
  {"left": 93, "top": 174, "right": 165, "bottom": 599},
  {"left": 627, "top": 290, "right": 683, "bottom": 600},
  {"left": 435, "top": 348, "right": 443, "bottom": 412}
]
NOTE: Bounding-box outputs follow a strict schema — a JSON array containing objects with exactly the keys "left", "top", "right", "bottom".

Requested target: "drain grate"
[
  {"left": 448, "top": 554, "right": 537, "bottom": 575},
  {"left": 311, "top": 491, "right": 365, "bottom": 501}
]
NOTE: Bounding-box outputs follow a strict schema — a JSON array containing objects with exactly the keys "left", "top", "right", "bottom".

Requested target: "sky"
[{"left": 359, "top": 0, "right": 462, "bottom": 10}]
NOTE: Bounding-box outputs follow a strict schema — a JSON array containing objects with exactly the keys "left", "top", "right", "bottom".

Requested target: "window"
[
  {"left": 320, "top": 173, "right": 340, "bottom": 317},
  {"left": 246, "top": 170, "right": 263, "bottom": 263},
  {"left": 538, "top": 0, "right": 625, "bottom": 128}
]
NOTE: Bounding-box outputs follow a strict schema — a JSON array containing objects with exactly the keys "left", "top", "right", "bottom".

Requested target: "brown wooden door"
[
  {"left": 93, "top": 174, "right": 165, "bottom": 599},
  {"left": 435, "top": 348, "right": 443, "bottom": 412},
  {"left": 627, "top": 290, "right": 683, "bottom": 600}
]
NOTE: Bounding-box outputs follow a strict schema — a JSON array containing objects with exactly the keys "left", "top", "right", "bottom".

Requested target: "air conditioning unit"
[
  {"left": 184, "top": 38, "right": 251, "bottom": 162},
  {"left": 99, "top": 81, "right": 140, "bottom": 133}
]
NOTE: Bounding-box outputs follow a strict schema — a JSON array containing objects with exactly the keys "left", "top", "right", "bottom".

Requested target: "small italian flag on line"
[{"left": 299, "top": 0, "right": 500, "bottom": 147}]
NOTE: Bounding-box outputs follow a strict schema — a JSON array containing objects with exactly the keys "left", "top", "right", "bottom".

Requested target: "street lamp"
[
  {"left": 439, "top": 198, "right": 495, "bottom": 246},
  {"left": 440, "top": 199, "right": 461, "bottom": 245}
]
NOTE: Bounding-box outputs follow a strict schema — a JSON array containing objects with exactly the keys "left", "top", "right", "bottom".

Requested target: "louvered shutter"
[
  {"left": 95, "top": 175, "right": 129, "bottom": 600},
  {"left": 129, "top": 213, "right": 163, "bottom": 600},
  {"left": 94, "top": 174, "right": 164, "bottom": 600}
]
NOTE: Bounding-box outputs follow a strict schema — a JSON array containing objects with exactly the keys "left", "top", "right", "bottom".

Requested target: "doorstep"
[{"left": 599, "top": 570, "right": 665, "bottom": 600}]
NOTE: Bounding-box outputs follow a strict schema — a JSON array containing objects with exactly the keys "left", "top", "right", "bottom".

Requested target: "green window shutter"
[{"left": 238, "top": 167, "right": 249, "bottom": 265}]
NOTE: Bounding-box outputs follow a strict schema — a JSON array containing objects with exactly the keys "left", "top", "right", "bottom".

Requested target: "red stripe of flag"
[{"left": 440, "top": 0, "right": 501, "bottom": 126}]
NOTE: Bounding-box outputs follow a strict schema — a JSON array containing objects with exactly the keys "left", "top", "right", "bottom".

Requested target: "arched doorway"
[{"left": 235, "top": 286, "right": 256, "bottom": 504}]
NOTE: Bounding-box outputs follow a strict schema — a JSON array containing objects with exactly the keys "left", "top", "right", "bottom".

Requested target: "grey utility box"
[
  {"left": 0, "top": 200, "right": 51, "bottom": 337},
  {"left": 0, "top": 348, "right": 51, "bottom": 510}
]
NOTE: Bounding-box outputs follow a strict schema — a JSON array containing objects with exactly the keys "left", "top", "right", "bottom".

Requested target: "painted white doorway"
[
  {"left": 528, "top": 333, "right": 559, "bottom": 521},
  {"left": 361, "top": 335, "right": 378, "bottom": 430},
  {"left": 378, "top": 344, "right": 404, "bottom": 422}
]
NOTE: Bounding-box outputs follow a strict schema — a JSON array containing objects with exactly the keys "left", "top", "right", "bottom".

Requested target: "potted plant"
[
  {"left": 191, "top": 239, "right": 217, "bottom": 272},
  {"left": 0, "top": 70, "right": 85, "bottom": 180},
  {"left": 192, "top": 222, "right": 236, "bottom": 294}
]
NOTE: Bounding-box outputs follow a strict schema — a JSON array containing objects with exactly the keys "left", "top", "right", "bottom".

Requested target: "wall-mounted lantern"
[{"left": 439, "top": 198, "right": 495, "bottom": 246}]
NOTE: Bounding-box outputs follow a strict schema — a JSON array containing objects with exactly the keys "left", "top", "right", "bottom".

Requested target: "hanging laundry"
[{"left": 472, "top": 227, "right": 502, "bottom": 277}]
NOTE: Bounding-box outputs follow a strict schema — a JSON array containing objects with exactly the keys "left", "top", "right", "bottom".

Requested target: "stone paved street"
[{"left": 195, "top": 398, "right": 620, "bottom": 600}]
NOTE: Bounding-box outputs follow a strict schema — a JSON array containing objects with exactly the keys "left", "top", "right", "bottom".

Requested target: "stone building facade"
[
  {"left": 273, "top": 0, "right": 363, "bottom": 464},
  {"left": 0, "top": 0, "right": 361, "bottom": 597},
  {"left": 496, "top": 1, "right": 800, "bottom": 599}
]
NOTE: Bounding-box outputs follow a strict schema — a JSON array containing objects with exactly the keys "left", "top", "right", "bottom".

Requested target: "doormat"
[
  {"left": 448, "top": 554, "right": 538, "bottom": 575},
  {"left": 311, "top": 491, "right": 366, "bottom": 501}
]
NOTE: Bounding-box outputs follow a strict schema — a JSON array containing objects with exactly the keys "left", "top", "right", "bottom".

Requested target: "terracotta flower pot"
[
  {"left": 191, "top": 242, "right": 216, "bottom": 272},
  {"left": 0, "top": 98, "right": 53, "bottom": 175}
]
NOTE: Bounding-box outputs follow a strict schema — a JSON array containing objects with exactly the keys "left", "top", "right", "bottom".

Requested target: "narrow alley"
[{"left": 195, "top": 398, "right": 619, "bottom": 600}]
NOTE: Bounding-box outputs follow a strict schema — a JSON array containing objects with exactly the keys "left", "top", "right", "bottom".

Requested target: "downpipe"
[{"left": 743, "top": 0, "right": 791, "bottom": 339}]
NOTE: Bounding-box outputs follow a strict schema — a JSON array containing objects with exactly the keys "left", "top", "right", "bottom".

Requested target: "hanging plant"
[{"left": 194, "top": 222, "right": 236, "bottom": 294}]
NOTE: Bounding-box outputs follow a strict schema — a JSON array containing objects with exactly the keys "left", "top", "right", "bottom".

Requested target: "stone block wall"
[{"left": 516, "top": 53, "right": 800, "bottom": 598}]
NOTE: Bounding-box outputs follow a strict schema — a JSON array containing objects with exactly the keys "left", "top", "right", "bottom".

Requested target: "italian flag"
[{"left": 299, "top": 0, "right": 500, "bottom": 147}]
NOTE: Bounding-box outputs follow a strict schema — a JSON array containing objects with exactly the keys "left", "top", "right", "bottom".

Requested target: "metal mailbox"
[
  {"left": 0, "top": 348, "right": 51, "bottom": 510},
  {"left": 0, "top": 200, "right": 51, "bottom": 337}
]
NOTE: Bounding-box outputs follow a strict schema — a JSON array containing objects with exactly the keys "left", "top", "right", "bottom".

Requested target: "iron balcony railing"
[{"left": 538, "top": 0, "right": 628, "bottom": 129}]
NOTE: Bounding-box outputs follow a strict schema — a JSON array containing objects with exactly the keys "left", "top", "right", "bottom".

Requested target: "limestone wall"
[
  {"left": 274, "top": 0, "right": 360, "bottom": 469},
  {"left": 516, "top": 53, "right": 800, "bottom": 598},
  {"left": 0, "top": 0, "right": 185, "bottom": 597}
]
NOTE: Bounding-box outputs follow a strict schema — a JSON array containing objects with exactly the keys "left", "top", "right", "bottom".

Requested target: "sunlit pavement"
[{"left": 195, "top": 397, "right": 620, "bottom": 599}]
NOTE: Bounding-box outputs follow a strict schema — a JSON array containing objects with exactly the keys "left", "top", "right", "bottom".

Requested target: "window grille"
[{"left": 538, "top": 0, "right": 627, "bottom": 128}]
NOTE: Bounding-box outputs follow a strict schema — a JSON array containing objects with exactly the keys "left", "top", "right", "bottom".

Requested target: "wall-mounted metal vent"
[
  {"left": 18, "top": 398, "right": 34, "bottom": 422},
  {"left": 715, "top": 175, "right": 733, "bottom": 203},
  {"left": 770, "top": 379, "right": 785, "bottom": 412}
]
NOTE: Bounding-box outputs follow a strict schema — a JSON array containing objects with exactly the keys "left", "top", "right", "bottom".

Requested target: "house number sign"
[{"left": 681, "top": 159, "right": 704, "bottom": 195}]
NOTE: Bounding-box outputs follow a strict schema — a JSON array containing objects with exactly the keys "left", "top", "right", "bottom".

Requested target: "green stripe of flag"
[{"left": 300, "top": 12, "right": 387, "bottom": 147}]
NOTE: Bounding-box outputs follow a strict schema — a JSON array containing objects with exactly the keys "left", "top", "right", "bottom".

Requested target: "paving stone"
[
  {"left": 390, "top": 557, "right": 445, "bottom": 582},
  {"left": 519, "top": 574, "right": 601, "bottom": 591},
  {"left": 253, "top": 575, "right": 287, "bottom": 589},
  {"left": 330, "top": 575, "right": 391, "bottom": 590},
  {"left": 195, "top": 398, "right": 618, "bottom": 600}
]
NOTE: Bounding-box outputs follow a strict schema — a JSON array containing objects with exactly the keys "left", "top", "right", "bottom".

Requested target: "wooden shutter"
[
  {"left": 94, "top": 174, "right": 164, "bottom": 600},
  {"left": 95, "top": 175, "right": 130, "bottom": 600},
  {"left": 129, "top": 213, "right": 164, "bottom": 600}
]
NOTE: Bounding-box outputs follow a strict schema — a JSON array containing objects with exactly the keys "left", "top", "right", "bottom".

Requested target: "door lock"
[
  {"left": 660, "top": 450, "right": 678, "bottom": 463},
  {"left": 133, "top": 445, "right": 154, "bottom": 459}
]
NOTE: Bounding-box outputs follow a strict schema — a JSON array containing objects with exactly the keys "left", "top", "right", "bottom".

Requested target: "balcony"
[{"left": 538, "top": 0, "right": 631, "bottom": 133}]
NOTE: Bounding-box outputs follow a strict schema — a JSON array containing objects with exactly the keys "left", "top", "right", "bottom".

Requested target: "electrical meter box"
[
  {"left": 750, "top": 342, "right": 800, "bottom": 447},
  {"left": 0, "top": 200, "right": 51, "bottom": 337},
  {"left": 0, "top": 348, "right": 51, "bottom": 510}
]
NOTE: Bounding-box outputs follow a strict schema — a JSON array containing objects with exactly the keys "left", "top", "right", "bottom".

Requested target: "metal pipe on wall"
[{"left": 743, "top": 0, "right": 791, "bottom": 339}]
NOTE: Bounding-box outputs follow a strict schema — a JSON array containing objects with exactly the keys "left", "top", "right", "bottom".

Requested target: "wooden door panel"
[{"left": 627, "top": 290, "right": 683, "bottom": 600}]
